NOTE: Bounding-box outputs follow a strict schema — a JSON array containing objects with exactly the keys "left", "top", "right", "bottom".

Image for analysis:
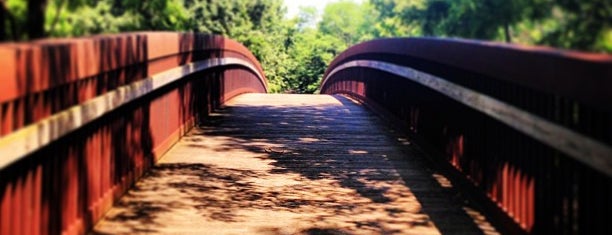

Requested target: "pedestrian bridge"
[{"left": 0, "top": 33, "right": 610, "bottom": 235}]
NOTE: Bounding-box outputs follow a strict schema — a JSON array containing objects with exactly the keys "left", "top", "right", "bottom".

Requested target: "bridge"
[{"left": 0, "top": 32, "right": 610, "bottom": 235}]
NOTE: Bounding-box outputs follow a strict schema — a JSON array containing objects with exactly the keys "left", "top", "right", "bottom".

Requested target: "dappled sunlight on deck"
[{"left": 92, "top": 94, "right": 492, "bottom": 234}]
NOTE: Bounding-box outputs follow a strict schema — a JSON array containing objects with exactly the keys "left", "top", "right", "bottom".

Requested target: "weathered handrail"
[
  {"left": 0, "top": 32, "right": 267, "bottom": 105},
  {"left": 323, "top": 38, "right": 612, "bottom": 112},
  {"left": 0, "top": 32, "right": 266, "bottom": 235},
  {"left": 321, "top": 38, "right": 612, "bottom": 234}
]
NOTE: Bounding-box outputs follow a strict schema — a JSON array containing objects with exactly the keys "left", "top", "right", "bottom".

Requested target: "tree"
[
  {"left": 378, "top": 0, "right": 548, "bottom": 42},
  {"left": 1, "top": 0, "right": 607, "bottom": 96},
  {"left": 370, "top": 0, "right": 610, "bottom": 52},
  {"left": 2, "top": 0, "right": 26, "bottom": 41},
  {"left": 319, "top": 0, "right": 367, "bottom": 45},
  {"left": 370, "top": 0, "right": 425, "bottom": 37},
  {"left": 539, "top": 0, "right": 612, "bottom": 51},
  {"left": 296, "top": 6, "right": 317, "bottom": 30},
  {"left": 283, "top": 29, "right": 345, "bottom": 93}
]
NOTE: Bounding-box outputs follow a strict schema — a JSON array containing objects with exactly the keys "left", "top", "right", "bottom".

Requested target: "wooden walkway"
[{"left": 92, "top": 94, "right": 497, "bottom": 235}]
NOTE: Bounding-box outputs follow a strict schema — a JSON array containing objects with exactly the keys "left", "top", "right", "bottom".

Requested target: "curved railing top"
[
  {"left": 322, "top": 37, "right": 612, "bottom": 112},
  {"left": 0, "top": 32, "right": 267, "bottom": 169},
  {"left": 321, "top": 37, "right": 612, "bottom": 178},
  {"left": 0, "top": 32, "right": 268, "bottom": 104},
  {"left": 320, "top": 37, "right": 612, "bottom": 234}
]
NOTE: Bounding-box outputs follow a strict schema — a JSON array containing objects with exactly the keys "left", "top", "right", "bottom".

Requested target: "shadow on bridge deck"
[{"left": 91, "top": 94, "right": 498, "bottom": 235}]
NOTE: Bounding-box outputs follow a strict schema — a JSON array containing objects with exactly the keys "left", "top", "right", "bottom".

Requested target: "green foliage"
[
  {"left": 283, "top": 28, "right": 345, "bottom": 93},
  {"left": 48, "top": 1, "right": 137, "bottom": 37},
  {"left": 369, "top": 0, "right": 424, "bottom": 37},
  {"left": 277, "top": 0, "right": 379, "bottom": 93},
  {"left": 295, "top": 6, "right": 317, "bottom": 30},
  {"left": 1, "top": 0, "right": 608, "bottom": 93},
  {"left": 371, "top": 0, "right": 611, "bottom": 52},
  {"left": 319, "top": 0, "right": 364, "bottom": 45},
  {"left": 539, "top": 0, "right": 612, "bottom": 51},
  {"left": 5, "top": 0, "right": 28, "bottom": 40}
]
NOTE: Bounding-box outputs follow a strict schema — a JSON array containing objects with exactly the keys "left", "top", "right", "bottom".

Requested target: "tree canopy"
[
  {"left": 371, "top": 0, "right": 611, "bottom": 51},
  {"left": 1, "top": 0, "right": 610, "bottom": 93}
]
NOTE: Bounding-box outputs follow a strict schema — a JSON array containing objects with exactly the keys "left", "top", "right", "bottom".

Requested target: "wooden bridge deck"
[{"left": 92, "top": 94, "right": 496, "bottom": 235}]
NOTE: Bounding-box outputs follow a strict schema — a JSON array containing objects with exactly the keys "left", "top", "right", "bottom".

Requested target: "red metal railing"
[
  {"left": 321, "top": 38, "right": 612, "bottom": 234},
  {"left": 0, "top": 32, "right": 266, "bottom": 235}
]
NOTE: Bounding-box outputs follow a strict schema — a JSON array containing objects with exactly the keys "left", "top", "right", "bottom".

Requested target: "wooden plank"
[{"left": 92, "top": 93, "right": 495, "bottom": 235}]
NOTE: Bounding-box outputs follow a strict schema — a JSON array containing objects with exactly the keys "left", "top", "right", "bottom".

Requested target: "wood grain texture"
[{"left": 92, "top": 94, "right": 495, "bottom": 235}]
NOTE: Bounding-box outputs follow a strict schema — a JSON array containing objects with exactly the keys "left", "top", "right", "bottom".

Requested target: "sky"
[{"left": 283, "top": 0, "right": 363, "bottom": 19}]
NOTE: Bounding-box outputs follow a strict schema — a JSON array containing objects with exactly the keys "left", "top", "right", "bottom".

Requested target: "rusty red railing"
[
  {"left": 0, "top": 32, "right": 267, "bottom": 235},
  {"left": 321, "top": 38, "right": 612, "bottom": 234}
]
